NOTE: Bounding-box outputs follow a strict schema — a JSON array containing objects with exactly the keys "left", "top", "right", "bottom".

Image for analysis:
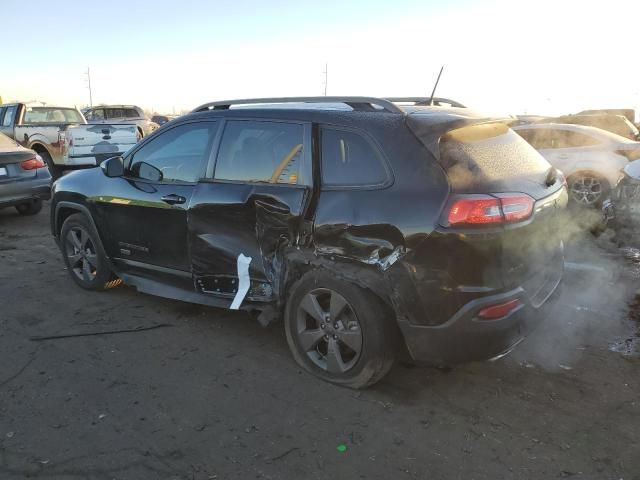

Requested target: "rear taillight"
[
  {"left": 20, "top": 156, "right": 46, "bottom": 170},
  {"left": 446, "top": 193, "right": 534, "bottom": 226},
  {"left": 616, "top": 149, "right": 640, "bottom": 161},
  {"left": 57, "top": 132, "right": 70, "bottom": 153},
  {"left": 478, "top": 299, "right": 521, "bottom": 320}
]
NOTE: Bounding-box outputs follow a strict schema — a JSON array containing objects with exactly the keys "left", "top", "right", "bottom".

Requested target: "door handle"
[{"left": 161, "top": 194, "right": 186, "bottom": 205}]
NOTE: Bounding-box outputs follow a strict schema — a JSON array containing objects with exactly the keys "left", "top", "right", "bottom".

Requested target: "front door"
[
  {"left": 189, "top": 119, "right": 312, "bottom": 305},
  {"left": 95, "top": 120, "right": 220, "bottom": 283}
]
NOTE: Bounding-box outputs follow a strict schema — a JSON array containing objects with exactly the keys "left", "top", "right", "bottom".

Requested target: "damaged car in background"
[
  {"left": 49, "top": 96, "right": 568, "bottom": 388},
  {"left": 514, "top": 123, "right": 640, "bottom": 207}
]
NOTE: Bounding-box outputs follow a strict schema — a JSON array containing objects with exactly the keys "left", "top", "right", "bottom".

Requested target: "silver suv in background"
[{"left": 83, "top": 105, "right": 159, "bottom": 139}]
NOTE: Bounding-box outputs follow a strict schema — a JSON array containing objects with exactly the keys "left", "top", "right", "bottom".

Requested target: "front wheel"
[
  {"left": 59, "top": 213, "right": 121, "bottom": 290},
  {"left": 284, "top": 271, "right": 397, "bottom": 389}
]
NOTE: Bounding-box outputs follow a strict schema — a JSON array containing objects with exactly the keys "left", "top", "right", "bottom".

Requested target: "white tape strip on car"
[{"left": 230, "top": 254, "right": 252, "bottom": 310}]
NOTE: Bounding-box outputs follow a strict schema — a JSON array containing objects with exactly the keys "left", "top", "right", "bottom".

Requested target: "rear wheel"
[
  {"left": 60, "top": 213, "right": 121, "bottom": 290},
  {"left": 284, "top": 271, "right": 397, "bottom": 388},
  {"left": 15, "top": 198, "right": 42, "bottom": 216},
  {"left": 39, "top": 150, "right": 63, "bottom": 180},
  {"left": 567, "top": 173, "right": 609, "bottom": 207}
]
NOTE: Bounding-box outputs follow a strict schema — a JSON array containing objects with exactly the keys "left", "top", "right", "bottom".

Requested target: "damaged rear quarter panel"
[{"left": 309, "top": 119, "right": 453, "bottom": 326}]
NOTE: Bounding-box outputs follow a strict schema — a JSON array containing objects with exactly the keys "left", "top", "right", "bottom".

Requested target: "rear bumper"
[
  {"left": 0, "top": 171, "right": 52, "bottom": 207},
  {"left": 397, "top": 267, "right": 563, "bottom": 366}
]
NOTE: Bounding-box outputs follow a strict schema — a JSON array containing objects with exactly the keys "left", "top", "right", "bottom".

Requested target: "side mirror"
[{"left": 101, "top": 156, "right": 124, "bottom": 177}]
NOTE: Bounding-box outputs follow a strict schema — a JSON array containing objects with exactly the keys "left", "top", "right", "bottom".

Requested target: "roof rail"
[
  {"left": 386, "top": 97, "right": 466, "bottom": 108},
  {"left": 191, "top": 96, "right": 404, "bottom": 114}
]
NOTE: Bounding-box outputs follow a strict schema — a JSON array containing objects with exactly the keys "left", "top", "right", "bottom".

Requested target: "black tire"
[
  {"left": 39, "top": 150, "right": 63, "bottom": 180},
  {"left": 284, "top": 270, "right": 397, "bottom": 389},
  {"left": 567, "top": 172, "right": 610, "bottom": 208},
  {"left": 59, "top": 213, "right": 121, "bottom": 291},
  {"left": 15, "top": 198, "right": 42, "bottom": 216}
]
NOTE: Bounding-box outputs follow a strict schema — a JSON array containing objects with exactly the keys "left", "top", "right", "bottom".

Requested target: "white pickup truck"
[{"left": 0, "top": 103, "right": 138, "bottom": 177}]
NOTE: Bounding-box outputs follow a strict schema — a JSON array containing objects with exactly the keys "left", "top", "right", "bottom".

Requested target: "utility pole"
[
  {"left": 323, "top": 62, "right": 328, "bottom": 96},
  {"left": 85, "top": 67, "right": 93, "bottom": 107}
]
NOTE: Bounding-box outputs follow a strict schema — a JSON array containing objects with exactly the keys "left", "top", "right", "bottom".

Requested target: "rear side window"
[
  {"left": 105, "top": 108, "right": 124, "bottom": 119},
  {"left": 214, "top": 120, "right": 304, "bottom": 184},
  {"left": 128, "top": 122, "right": 218, "bottom": 183},
  {"left": 320, "top": 128, "right": 389, "bottom": 187}
]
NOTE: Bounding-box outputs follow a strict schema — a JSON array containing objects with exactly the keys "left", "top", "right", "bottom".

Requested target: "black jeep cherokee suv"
[{"left": 51, "top": 97, "right": 567, "bottom": 388}]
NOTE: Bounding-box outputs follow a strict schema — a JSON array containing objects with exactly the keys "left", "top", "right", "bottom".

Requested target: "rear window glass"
[
  {"left": 22, "top": 107, "right": 84, "bottom": 124},
  {"left": 437, "top": 123, "right": 550, "bottom": 192},
  {"left": 321, "top": 128, "right": 389, "bottom": 187},
  {"left": 124, "top": 108, "right": 139, "bottom": 118}
]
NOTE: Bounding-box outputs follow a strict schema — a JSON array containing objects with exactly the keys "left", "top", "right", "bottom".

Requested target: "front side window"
[
  {"left": 320, "top": 127, "right": 389, "bottom": 187},
  {"left": 516, "top": 128, "right": 556, "bottom": 149},
  {"left": 2, "top": 106, "right": 16, "bottom": 127},
  {"left": 128, "top": 122, "right": 218, "bottom": 183},
  {"left": 214, "top": 120, "right": 303, "bottom": 184}
]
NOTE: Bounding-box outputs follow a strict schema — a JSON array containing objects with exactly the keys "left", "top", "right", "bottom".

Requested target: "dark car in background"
[
  {"left": 0, "top": 132, "right": 51, "bottom": 215},
  {"left": 50, "top": 97, "right": 567, "bottom": 388}
]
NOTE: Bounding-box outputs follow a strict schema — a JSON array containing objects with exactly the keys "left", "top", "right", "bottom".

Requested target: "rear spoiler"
[{"left": 406, "top": 111, "right": 516, "bottom": 161}]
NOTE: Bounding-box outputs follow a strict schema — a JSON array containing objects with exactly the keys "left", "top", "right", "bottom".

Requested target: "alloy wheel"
[
  {"left": 570, "top": 175, "right": 603, "bottom": 205},
  {"left": 295, "top": 288, "right": 363, "bottom": 374},
  {"left": 64, "top": 226, "right": 98, "bottom": 282}
]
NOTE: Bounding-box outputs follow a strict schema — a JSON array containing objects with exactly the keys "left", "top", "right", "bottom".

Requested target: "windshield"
[{"left": 22, "top": 107, "right": 84, "bottom": 124}]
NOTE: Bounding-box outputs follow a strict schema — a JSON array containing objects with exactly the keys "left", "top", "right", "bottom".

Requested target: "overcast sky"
[{"left": 1, "top": 0, "right": 638, "bottom": 116}]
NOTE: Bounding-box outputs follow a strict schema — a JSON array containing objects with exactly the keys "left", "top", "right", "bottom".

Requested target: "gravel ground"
[{"left": 1, "top": 203, "right": 639, "bottom": 480}]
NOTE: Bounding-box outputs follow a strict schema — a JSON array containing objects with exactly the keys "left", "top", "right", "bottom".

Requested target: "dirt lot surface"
[{"left": 1, "top": 203, "right": 639, "bottom": 480}]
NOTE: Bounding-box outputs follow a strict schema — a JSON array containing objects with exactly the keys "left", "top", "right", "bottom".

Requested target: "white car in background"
[{"left": 514, "top": 123, "right": 640, "bottom": 206}]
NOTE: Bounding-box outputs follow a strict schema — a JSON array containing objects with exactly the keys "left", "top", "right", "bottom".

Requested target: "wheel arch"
[
  {"left": 279, "top": 247, "right": 397, "bottom": 316},
  {"left": 29, "top": 142, "right": 52, "bottom": 157},
  {"left": 54, "top": 201, "right": 101, "bottom": 239}
]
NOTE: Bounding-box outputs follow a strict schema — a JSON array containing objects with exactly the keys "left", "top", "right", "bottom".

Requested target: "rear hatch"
[
  {"left": 408, "top": 111, "right": 567, "bottom": 304},
  {"left": 67, "top": 124, "right": 138, "bottom": 162}
]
